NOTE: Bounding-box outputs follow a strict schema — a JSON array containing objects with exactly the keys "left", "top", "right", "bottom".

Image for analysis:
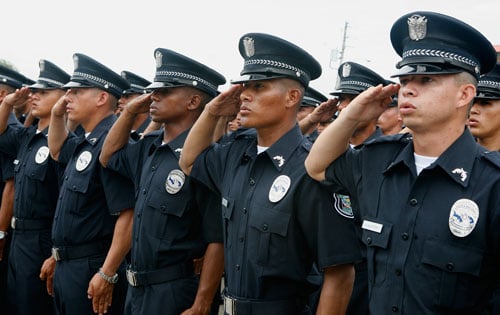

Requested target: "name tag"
[{"left": 362, "top": 220, "right": 383, "bottom": 233}]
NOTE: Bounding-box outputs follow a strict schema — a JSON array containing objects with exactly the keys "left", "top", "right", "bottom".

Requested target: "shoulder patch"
[{"left": 482, "top": 151, "right": 500, "bottom": 169}]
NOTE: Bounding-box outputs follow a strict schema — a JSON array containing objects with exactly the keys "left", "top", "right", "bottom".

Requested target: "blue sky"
[{"left": 3, "top": 0, "right": 499, "bottom": 95}]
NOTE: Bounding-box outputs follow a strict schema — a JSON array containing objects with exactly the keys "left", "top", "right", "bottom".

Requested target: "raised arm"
[
  {"left": 48, "top": 92, "right": 70, "bottom": 161},
  {"left": 99, "top": 93, "right": 152, "bottom": 167},
  {"left": 0, "top": 87, "right": 31, "bottom": 134},
  {"left": 305, "top": 84, "right": 399, "bottom": 181},
  {"left": 179, "top": 84, "right": 243, "bottom": 175},
  {"left": 298, "top": 98, "right": 337, "bottom": 134}
]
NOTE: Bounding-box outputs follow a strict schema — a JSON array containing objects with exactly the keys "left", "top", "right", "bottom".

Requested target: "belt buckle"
[
  {"left": 223, "top": 296, "right": 235, "bottom": 315},
  {"left": 51, "top": 248, "right": 60, "bottom": 261},
  {"left": 126, "top": 269, "right": 138, "bottom": 287},
  {"left": 10, "top": 217, "right": 16, "bottom": 229}
]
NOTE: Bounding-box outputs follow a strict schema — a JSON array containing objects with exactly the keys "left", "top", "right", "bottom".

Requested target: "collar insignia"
[{"left": 452, "top": 168, "right": 467, "bottom": 182}]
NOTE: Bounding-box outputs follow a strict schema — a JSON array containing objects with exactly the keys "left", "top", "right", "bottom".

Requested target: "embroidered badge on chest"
[
  {"left": 75, "top": 151, "right": 92, "bottom": 171},
  {"left": 268, "top": 175, "right": 291, "bottom": 203},
  {"left": 165, "top": 169, "right": 185, "bottom": 194},
  {"left": 35, "top": 146, "right": 50, "bottom": 164},
  {"left": 448, "top": 198, "right": 479, "bottom": 238},
  {"left": 333, "top": 193, "right": 354, "bottom": 218}
]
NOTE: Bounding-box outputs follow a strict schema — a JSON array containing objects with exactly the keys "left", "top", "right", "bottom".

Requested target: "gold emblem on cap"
[
  {"left": 342, "top": 63, "right": 351, "bottom": 78},
  {"left": 39, "top": 60, "right": 45, "bottom": 72},
  {"left": 155, "top": 51, "right": 163, "bottom": 68},
  {"left": 243, "top": 37, "right": 255, "bottom": 58},
  {"left": 408, "top": 14, "right": 427, "bottom": 41}
]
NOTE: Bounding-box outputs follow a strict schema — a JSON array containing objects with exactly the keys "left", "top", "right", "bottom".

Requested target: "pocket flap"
[
  {"left": 361, "top": 218, "right": 393, "bottom": 248},
  {"left": 249, "top": 207, "right": 291, "bottom": 236}
]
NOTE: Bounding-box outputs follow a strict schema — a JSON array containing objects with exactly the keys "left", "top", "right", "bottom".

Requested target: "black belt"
[
  {"left": 223, "top": 293, "right": 306, "bottom": 315},
  {"left": 51, "top": 240, "right": 111, "bottom": 261},
  {"left": 11, "top": 217, "right": 52, "bottom": 230},
  {"left": 126, "top": 262, "right": 194, "bottom": 287}
]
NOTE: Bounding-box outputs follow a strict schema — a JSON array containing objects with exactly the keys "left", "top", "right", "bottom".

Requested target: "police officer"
[
  {"left": 377, "top": 94, "right": 404, "bottom": 135},
  {"left": 0, "top": 59, "right": 69, "bottom": 315},
  {"left": 0, "top": 64, "right": 32, "bottom": 312},
  {"left": 306, "top": 11, "right": 500, "bottom": 314},
  {"left": 47, "top": 53, "right": 135, "bottom": 315},
  {"left": 469, "top": 63, "right": 500, "bottom": 151},
  {"left": 100, "top": 48, "right": 225, "bottom": 315},
  {"left": 116, "top": 71, "right": 151, "bottom": 141},
  {"left": 297, "top": 86, "right": 327, "bottom": 137},
  {"left": 180, "top": 32, "right": 362, "bottom": 314}
]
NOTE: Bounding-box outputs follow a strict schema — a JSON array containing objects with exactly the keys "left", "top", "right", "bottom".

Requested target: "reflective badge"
[
  {"left": 448, "top": 198, "right": 479, "bottom": 238},
  {"left": 268, "top": 175, "right": 291, "bottom": 203},
  {"left": 333, "top": 193, "right": 354, "bottom": 218},
  {"left": 35, "top": 146, "right": 50, "bottom": 164},
  {"left": 408, "top": 14, "right": 427, "bottom": 41},
  {"left": 165, "top": 169, "right": 185, "bottom": 194},
  {"left": 342, "top": 63, "right": 351, "bottom": 78},
  {"left": 75, "top": 151, "right": 92, "bottom": 171}
]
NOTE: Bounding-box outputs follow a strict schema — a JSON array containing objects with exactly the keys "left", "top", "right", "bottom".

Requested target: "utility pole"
[{"left": 330, "top": 21, "right": 349, "bottom": 69}]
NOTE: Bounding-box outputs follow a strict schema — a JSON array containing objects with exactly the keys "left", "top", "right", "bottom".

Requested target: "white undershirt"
[
  {"left": 414, "top": 153, "right": 438, "bottom": 175},
  {"left": 257, "top": 145, "right": 269, "bottom": 154},
  {"left": 85, "top": 132, "right": 91, "bottom": 138}
]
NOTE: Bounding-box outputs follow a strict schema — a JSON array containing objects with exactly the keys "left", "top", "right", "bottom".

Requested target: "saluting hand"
[
  {"left": 2, "top": 86, "right": 31, "bottom": 109},
  {"left": 51, "top": 92, "right": 70, "bottom": 117},
  {"left": 206, "top": 84, "right": 243, "bottom": 117},
  {"left": 87, "top": 273, "right": 114, "bottom": 315},
  {"left": 337, "top": 83, "right": 400, "bottom": 124},
  {"left": 39, "top": 256, "right": 56, "bottom": 296},
  {"left": 308, "top": 98, "right": 339, "bottom": 124},
  {"left": 124, "top": 93, "right": 153, "bottom": 115}
]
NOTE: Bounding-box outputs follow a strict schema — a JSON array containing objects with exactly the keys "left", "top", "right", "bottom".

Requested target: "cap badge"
[
  {"left": 155, "top": 51, "right": 163, "bottom": 68},
  {"left": 408, "top": 14, "right": 427, "bottom": 41},
  {"left": 272, "top": 155, "right": 285, "bottom": 167},
  {"left": 342, "top": 63, "right": 351, "bottom": 78},
  {"left": 73, "top": 55, "right": 79, "bottom": 69},
  {"left": 35, "top": 146, "right": 50, "bottom": 164},
  {"left": 165, "top": 169, "right": 185, "bottom": 194},
  {"left": 39, "top": 60, "right": 46, "bottom": 72},
  {"left": 75, "top": 151, "right": 92, "bottom": 171},
  {"left": 448, "top": 198, "right": 479, "bottom": 237},
  {"left": 243, "top": 37, "right": 255, "bottom": 58},
  {"left": 451, "top": 167, "right": 467, "bottom": 182},
  {"left": 268, "top": 175, "right": 291, "bottom": 203},
  {"left": 333, "top": 193, "right": 354, "bottom": 218}
]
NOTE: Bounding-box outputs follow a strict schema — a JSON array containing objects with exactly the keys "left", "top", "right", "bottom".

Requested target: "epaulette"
[
  {"left": 142, "top": 129, "right": 163, "bottom": 138},
  {"left": 481, "top": 150, "right": 500, "bottom": 169},
  {"left": 234, "top": 128, "right": 257, "bottom": 140},
  {"left": 301, "top": 137, "right": 313, "bottom": 152},
  {"left": 363, "top": 132, "right": 412, "bottom": 147}
]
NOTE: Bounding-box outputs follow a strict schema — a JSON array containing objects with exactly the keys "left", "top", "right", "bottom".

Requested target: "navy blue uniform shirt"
[
  {"left": 0, "top": 125, "right": 62, "bottom": 220},
  {"left": 52, "top": 115, "right": 135, "bottom": 246},
  {"left": 106, "top": 129, "right": 222, "bottom": 271},
  {"left": 324, "top": 129, "right": 500, "bottom": 314},
  {"left": 191, "top": 124, "right": 362, "bottom": 299}
]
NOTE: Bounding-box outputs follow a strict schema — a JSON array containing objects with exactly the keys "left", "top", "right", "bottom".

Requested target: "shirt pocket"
[
  {"left": 144, "top": 188, "right": 189, "bottom": 239},
  {"left": 361, "top": 218, "right": 393, "bottom": 285},
  {"left": 248, "top": 206, "right": 291, "bottom": 266},
  {"left": 421, "top": 238, "right": 484, "bottom": 309},
  {"left": 25, "top": 161, "right": 48, "bottom": 182}
]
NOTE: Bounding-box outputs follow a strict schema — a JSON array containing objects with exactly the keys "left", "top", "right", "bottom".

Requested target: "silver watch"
[
  {"left": 98, "top": 268, "right": 118, "bottom": 284},
  {"left": 0, "top": 231, "right": 7, "bottom": 240}
]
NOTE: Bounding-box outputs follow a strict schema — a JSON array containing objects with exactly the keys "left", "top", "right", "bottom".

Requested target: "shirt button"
[
  {"left": 392, "top": 305, "right": 399, "bottom": 312},
  {"left": 249, "top": 178, "right": 255, "bottom": 185},
  {"left": 262, "top": 224, "right": 268, "bottom": 231},
  {"left": 366, "top": 237, "right": 372, "bottom": 245},
  {"left": 395, "top": 269, "right": 402, "bottom": 276},
  {"left": 239, "top": 237, "right": 244, "bottom": 242},
  {"left": 65, "top": 176, "right": 68, "bottom": 180},
  {"left": 401, "top": 233, "right": 409, "bottom": 240},
  {"left": 446, "top": 263, "right": 454, "bottom": 271},
  {"left": 72, "top": 185, "right": 77, "bottom": 190},
  {"left": 142, "top": 189, "right": 147, "bottom": 194},
  {"left": 151, "top": 166, "right": 156, "bottom": 171},
  {"left": 409, "top": 198, "right": 418, "bottom": 206},
  {"left": 235, "top": 264, "right": 240, "bottom": 271},
  {"left": 243, "top": 208, "right": 247, "bottom": 214}
]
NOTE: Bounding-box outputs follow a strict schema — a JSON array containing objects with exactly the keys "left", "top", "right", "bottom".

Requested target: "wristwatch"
[
  {"left": 0, "top": 231, "right": 7, "bottom": 240},
  {"left": 98, "top": 268, "right": 118, "bottom": 284}
]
